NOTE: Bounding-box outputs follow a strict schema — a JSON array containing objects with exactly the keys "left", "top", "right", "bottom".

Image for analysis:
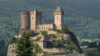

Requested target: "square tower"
[
  {"left": 20, "top": 12, "right": 30, "bottom": 30},
  {"left": 54, "top": 6, "right": 64, "bottom": 30},
  {"left": 30, "top": 9, "right": 42, "bottom": 30}
]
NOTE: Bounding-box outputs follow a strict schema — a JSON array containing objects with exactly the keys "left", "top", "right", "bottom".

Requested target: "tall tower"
[
  {"left": 54, "top": 6, "right": 64, "bottom": 30},
  {"left": 30, "top": 9, "right": 42, "bottom": 30},
  {"left": 20, "top": 12, "right": 30, "bottom": 30}
]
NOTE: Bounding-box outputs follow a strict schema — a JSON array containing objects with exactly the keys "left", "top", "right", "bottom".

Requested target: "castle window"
[
  {"left": 32, "top": 17, "right": 33, "bottom": 19},
  {"left": 57, "top": 16, "right": 58, "bottom": 20},
  {"left": 46, "top": 27, "right": 47, "bottom": 29}
]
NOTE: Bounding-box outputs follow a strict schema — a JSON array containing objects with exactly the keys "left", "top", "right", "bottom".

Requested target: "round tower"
[
  {"left": 54, "top": 6, "right": 64, "bottom": 30},
  {"left": 20, "top": 12, "right": 30, "bottom": 30}
]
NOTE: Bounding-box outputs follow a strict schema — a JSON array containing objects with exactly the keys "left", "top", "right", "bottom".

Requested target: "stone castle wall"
[
  {"left": 21, "top": 12, "right": 30, "bottom": 30},
  {"left": 7, "top": 43, "right": 16, "bottom": 56},
  {"left": 20, "top": 7, "right": 64, "bottom": 31},
  {"left": 37, "top": 24, "right": 55, "bottom": 31},
  {"left": 30, "top": 11, "right": 42, "bottom": 30},
  {"left": 43, "top": 48, "right": 66, "bottom": 53},
  {"left": 54, "top": 12, "right": 63, "bottom": 30}
]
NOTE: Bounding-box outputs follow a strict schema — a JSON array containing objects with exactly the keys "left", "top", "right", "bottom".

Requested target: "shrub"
[
  {"left": 41, "top": 31, "right": 48, "bottom": 36},
  {"left": 9, "top": 36, "right": 17, "bottom": 44},
  {"left": 36, "top": 37, "right": 41, "bottom": 41}
]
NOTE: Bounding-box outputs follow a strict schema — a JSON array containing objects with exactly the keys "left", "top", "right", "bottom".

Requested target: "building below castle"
[{"left": 21, "top": 6, "right": 64, "bottom": 31}]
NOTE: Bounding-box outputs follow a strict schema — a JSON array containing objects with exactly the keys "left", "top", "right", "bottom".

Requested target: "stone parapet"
[{"left": 37, "top": 24, "right": 55, "bottom": 31}]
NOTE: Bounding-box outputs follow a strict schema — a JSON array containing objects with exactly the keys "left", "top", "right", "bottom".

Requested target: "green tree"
[
  {"left": 61, "top": 26, "right": 69, "bottom": 33},
  {"left": 41, "top": 31, "right": 48, "bottom": 36},
  {"left": 32, "top": 43, "right": 43, "bottom": 56},
  {"left": 16, "top": 30, "right": 33, "bottom": 56},
  {"left": 9, "top": 36, "right": 17, "bottom": 44}
]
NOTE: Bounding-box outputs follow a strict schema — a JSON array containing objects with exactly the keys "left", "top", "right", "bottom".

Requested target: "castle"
[
  {"left": 7, "top": 6, "right": 85, "bottom": 56},
  {"left": 21, "top": 6, "right": 64, "bottom": 31}
]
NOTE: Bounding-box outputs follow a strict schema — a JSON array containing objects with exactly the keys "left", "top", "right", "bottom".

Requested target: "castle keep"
[{"left": 21, "top": 6, "right": 64, "bottom": 31}]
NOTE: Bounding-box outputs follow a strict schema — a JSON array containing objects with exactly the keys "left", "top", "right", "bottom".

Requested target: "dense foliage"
[
  {"left": 46, "top": 40, "right": 79, "bottom": 53},
  {"left": 41, "top": 31, "right": 48, "bottom": 36},
  {"left": 16, "top": 30, "right": 43, "bottom": 56},
  {"left": 9, "top": 36, "right": 17, "bottom": 44},
  {"left": 16, "top": 30, "right": 33, "bottom": 56}
]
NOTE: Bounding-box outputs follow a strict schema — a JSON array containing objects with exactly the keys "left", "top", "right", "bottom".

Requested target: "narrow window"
[
  {"left": 46, "top": 27, "right": 48, "bottom": 29},
  {"left": 57, "top": 16, "right": 58, "bottom": 20},
  {"left": 32, "top": 17, "right": 33, "bottom": 19}
]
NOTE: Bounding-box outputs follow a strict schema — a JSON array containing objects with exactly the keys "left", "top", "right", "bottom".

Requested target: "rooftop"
[{"left": 55, "top": 6, "right": 63, "bottom": 12}]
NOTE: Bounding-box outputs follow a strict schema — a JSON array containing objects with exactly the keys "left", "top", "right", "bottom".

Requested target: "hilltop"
[{"left": 7, "top": 29, "right": 84, "bottom": 56}]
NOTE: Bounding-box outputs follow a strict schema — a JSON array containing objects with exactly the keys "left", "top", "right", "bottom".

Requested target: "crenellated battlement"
[{"left": 21, "top": 12, "right": 30, "bottom": 14}]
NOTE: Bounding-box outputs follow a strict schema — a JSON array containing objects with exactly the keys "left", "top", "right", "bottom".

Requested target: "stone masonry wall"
[
  {"left": 37, "top": 24, "right": 55, "bottom": 31},
  {"left": 7, "top": 43, "right": 16, "bottom": 56}
]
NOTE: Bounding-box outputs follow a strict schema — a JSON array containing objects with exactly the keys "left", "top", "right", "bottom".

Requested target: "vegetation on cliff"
[
  {"left": 16, "top": 30, "right": 33, "bottom": 56},
  {"left": 15, "top": 30, "right": 43, "bottom": 56},
  {"left": 53, "top": 27, "right": 82, "bottom": 53},
  {"left": 7, "top": 28, "right": 82, "bottom": 56},
  {"left": 40, "top": 27, "right": 82, "bottom": 54}
]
